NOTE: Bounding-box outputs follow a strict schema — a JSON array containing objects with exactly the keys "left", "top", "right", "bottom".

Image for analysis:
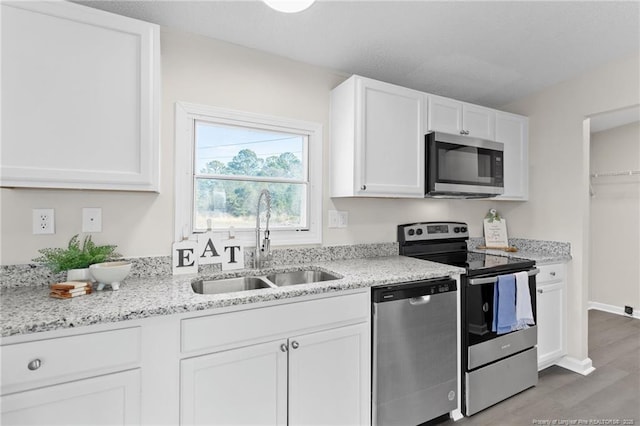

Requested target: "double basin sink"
[{"left": 191, "top": 269, "right": 341, "bottom": 295}]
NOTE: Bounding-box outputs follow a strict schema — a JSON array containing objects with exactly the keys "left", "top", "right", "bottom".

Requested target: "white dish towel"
[{"left": 513, "top": 271, "right": 535, "bottom": 330}]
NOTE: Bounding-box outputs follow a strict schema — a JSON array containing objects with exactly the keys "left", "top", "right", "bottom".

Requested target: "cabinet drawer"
[
  {"left": 182, "top": 291, "right": 369, "bottom": 354},
  {"left": 536, "top": 263, "right": 565, "bottom": 284},
  {"left": 1, "top": 327, "right": 140, "bottom": 395}
]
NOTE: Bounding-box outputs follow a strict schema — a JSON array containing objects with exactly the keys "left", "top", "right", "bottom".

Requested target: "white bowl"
[{"left": 90, "top": 261, "right": 132, "bottom": 291}]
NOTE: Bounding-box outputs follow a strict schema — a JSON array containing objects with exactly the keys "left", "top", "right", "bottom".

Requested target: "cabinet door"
[
  {"left": 462, "top": 104, "right": 495, "bottom": 140},
  {"left": 1, "top": 369, "right": 140, "bottom": 425},
  {"left": 180, "top": 340, "right": 287, "bottom": 426},
  {"left": 427, "top": 95, "right": 463, "bottom": 134},
  {"left": 357, "top": 78, "right": 425, "bottom": 197},
  {"left": 536, "top": 282, "right": 565, "bottom": 369},
  {"left": 288, "top": 323, "right": 370, "bottom": 426},
  {"left": 495, "top": 112, "right": 528, "bottom": 200},
  {"left": 1, "top": 2, "right": 160, "bottom": 191}
]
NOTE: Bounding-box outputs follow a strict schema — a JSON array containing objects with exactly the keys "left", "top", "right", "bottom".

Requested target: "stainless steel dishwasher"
[{"left": 372, "top": 278, "right": 458, "bottom": 426}]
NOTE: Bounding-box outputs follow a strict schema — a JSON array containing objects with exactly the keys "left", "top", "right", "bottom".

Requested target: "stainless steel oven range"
[{"left": 398, "top": 221, "right": 540, "bottom": 416}]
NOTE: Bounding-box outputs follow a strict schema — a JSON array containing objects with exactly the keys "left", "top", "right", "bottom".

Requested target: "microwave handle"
[{"left": 468, "top": 268, "right": 539, "bottom": 286}]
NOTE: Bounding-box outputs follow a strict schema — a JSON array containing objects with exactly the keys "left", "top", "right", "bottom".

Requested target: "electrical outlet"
[
  {"left": 328, "top": 210, "right": 339, "bottom": 228},
  {"left": 82, "top": 207, "right": 102, "bottom": 233},
  {"left": 32, "top": 209, "right": 55, "bottom": 235}
]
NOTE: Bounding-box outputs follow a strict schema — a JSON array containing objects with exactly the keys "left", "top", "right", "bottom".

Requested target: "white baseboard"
[
  {"left": 588, "top": 301, "right": 640, "bottom": 319},
  {"left": 556, "top": 356, "right": 596, "bottom": 376}
]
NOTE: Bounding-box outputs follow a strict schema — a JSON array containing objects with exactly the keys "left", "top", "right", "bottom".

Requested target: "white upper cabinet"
[
  {"left": 1, "top": 2, "right": 160, "bottom": 192},
  {"left": 495, "top": 112, "right": 529, "bottom": 200},
  {"left": 331, "top": 76, "right": 425, "bottom": 197},
  {"left": 427, "top": 94, "right": 495, "bottom": 140}
]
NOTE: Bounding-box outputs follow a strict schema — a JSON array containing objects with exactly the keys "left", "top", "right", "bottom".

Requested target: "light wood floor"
[{"left": 440, "top": 310, "right": 640, "bottom": 425}]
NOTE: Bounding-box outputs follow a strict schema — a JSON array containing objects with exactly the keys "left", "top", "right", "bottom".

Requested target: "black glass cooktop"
[
  {"left": 408, "top": 250, "right": 535, "bottom": 276},
  {"left": 464, "top": 252, "right": 535, "bottom": 276}
]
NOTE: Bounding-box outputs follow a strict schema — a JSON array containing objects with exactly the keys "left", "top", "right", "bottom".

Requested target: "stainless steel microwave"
[{"left": 425, "top": 131, "right": 504, "bottom": 198}]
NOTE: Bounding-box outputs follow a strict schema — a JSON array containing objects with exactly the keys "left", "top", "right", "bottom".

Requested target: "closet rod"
[{"left": 590, "top": 170, "right": 640, "bottom": 178}]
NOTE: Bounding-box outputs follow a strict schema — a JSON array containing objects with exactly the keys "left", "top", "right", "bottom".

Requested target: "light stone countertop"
[{"left": 0, "top": 256, "right": 463, "bottom": 338}]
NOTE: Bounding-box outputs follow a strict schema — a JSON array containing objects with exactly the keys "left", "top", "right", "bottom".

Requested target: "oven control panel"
[{"left": 398, "top": 221, "right": 469, "bottom": 243}]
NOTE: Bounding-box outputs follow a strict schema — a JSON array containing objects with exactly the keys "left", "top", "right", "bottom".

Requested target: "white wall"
[
  {"left": 589, "top": 121, "right": 640, "bottom": 311},
  {"left": 501, "top": 54, "right": 640, "bottom": 363},
  {"left": 0, "top": 27, "right": 505, "bottom": 265}
]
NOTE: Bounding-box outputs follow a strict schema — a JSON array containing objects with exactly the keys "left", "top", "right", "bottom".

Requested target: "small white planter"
[{"left": 66, "top": 268, "right": 94, "bottom": 282}]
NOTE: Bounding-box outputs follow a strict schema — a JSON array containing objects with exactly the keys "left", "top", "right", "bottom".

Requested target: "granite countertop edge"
[{"left": 1, "top": 256, "right": 464, "bottom": 339}]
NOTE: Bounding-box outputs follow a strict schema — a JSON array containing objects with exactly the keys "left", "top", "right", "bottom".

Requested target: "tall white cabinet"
[
  {"left": 330, "top": 76, "right": 426, "bottom": 197},
  {"left": 536, "top": 263, "right": 567, "bottom": 370},
  {"left": 0, "top": 1, "right": 161, "bottom": 191}
]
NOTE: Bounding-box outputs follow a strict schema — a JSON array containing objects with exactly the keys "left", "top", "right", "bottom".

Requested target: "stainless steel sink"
[
  {"left": 191, "top": 276, "right": 274, "bottom": 295},
  {"left": 265, "top": 270, "right": 340, "bottom": 286},
  {"left": 191, "top": 269, "right": 341, "bottom": 294}
]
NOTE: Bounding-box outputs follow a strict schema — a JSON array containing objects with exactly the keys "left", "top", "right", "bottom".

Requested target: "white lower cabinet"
[
  {"left": 0, "top": 290, "right": 371, "bottom": 426},
  {"left": 181, "top": 340, "right": 288, "bottom": 425},
  {"left": 181, "top": 323, "right": 368, "bottom": 426},
  {"left": 180, "top": 291, "right": 370, "bottom": 426},
  {"left": 536, "top": 263, "right": 567, "bottom": 370},
  {"left": 288, "top": 324, "right": 368, "bottom": 425},
  {"left": 1, "top": 369, "right": 141, "bottom": 426},
  {"left": 0, "top": 327, "right": 142, "bottom": 426}
]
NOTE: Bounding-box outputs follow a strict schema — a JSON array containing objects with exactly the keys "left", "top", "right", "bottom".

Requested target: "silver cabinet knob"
[
  {"left": 550, "top": 271, "right": 556, "bottom": 276},
  {"left": 537, "top": 289, "right": 543, "bottom": 294},
  {"left": 360, "top": 185, "right": 366, "bottom": 191},
  {"left": 291, "top": 341, "right": 300, "bottom": 349},
  {"left": 27, "top": 359, "right": 42, "bottom": 371},
  {"left": 280, "top": 343, "right": 288, "bottom": 352},
  {"left": 460, "top": 130, "right": 466, "bottom": 135}
]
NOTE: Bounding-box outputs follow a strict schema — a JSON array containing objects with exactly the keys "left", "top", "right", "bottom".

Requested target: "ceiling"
[{"left": 76, "top": 0, "right": 640, "bottom": 109}]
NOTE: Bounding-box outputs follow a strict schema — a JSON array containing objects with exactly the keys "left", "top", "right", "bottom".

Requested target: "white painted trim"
[
  {"left": 555, "top": 356, "right": 596, "bottom": 376},
  {"left": 173, "top": 102, "right": 323, "bottom": 245},
  {"left": 588, "top": 301, "right": 640, "bottom": 320}
]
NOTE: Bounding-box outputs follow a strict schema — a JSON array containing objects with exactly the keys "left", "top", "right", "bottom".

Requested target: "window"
[{"left": 175, "top": 102, "right": 322, "bottom": 245}]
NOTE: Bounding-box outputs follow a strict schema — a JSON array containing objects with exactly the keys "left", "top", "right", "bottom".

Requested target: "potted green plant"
[{"left": 33, "top": 234, "right": 121, "bottom": 281}]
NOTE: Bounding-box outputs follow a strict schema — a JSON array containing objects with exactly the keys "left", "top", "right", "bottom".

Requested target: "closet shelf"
[{"left": 590, "top": 170, "right": 640, "bottom": 178}]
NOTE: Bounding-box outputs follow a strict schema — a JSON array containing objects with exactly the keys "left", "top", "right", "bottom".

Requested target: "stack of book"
[{"left": 50, "top": 281, "right": 93, "bottom": 299}]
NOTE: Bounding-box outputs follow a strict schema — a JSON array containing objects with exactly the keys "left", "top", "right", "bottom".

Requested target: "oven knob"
[
  {"left": 461, "top": 226, "right": 467, "bottom": 233},
  {"left": 454, "top": 227, "right": 460, "bottom": 233},
  {"left": 408, "top": 229, "right": 415, "bottom": 236},
  {"left": 416, "top": 229, "right": 423, "bottom": 235}
]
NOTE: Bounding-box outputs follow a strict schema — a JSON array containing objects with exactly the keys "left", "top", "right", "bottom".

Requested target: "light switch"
[{"left": 82, "top": 208, "right": 102, "bottom": 232}]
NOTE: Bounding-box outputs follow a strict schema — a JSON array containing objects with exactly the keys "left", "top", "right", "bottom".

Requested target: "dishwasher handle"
[{"left": 409, "top": 295, "right": 431, "bottom": 305}]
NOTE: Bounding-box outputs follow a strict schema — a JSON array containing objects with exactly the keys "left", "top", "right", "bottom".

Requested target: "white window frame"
[{"left": 174, "top": 102, "right": 323, "bottom": 246}]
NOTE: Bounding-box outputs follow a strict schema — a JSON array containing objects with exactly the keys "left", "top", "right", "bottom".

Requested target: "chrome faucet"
[{"left": 254, "top": 189, "right": 271, "bottom": 269}]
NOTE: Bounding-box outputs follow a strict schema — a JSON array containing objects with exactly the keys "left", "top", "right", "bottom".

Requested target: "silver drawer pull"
[{"left": 27, "top": 359, "right": 42, "bottom": 371}]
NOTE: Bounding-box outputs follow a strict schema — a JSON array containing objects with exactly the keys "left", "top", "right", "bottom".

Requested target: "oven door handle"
[{"left": 468, "top": 268, "right": 540, "bottom": 286}]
